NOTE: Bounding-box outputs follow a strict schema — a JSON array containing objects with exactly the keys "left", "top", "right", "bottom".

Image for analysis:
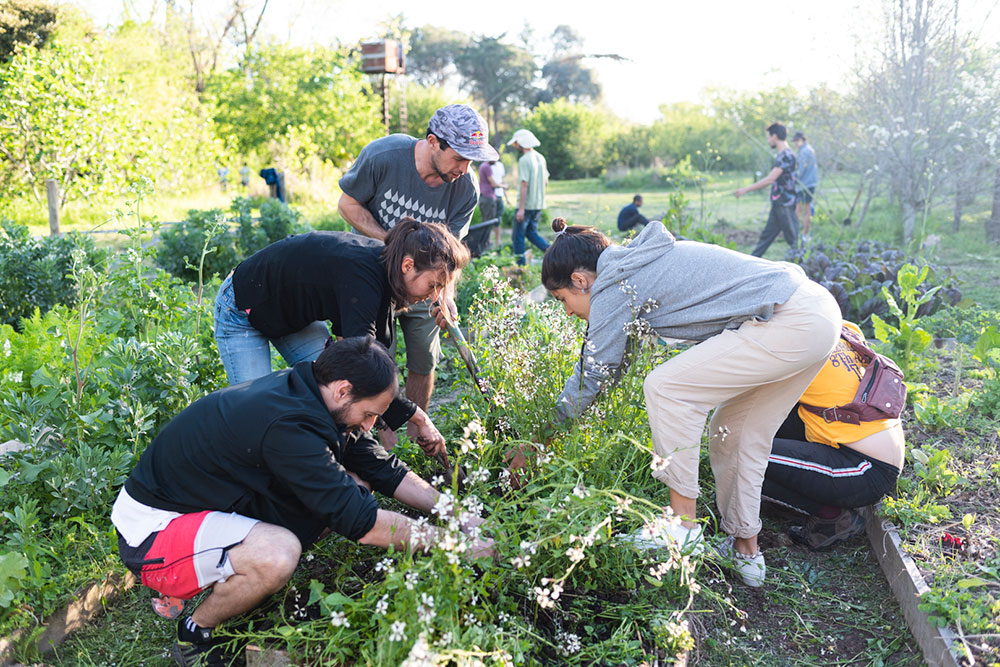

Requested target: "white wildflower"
[
  {"left": 329, "top": 611, "right": 349, "bottom": 627},
  {"left": 556, "top": 630, "right": 582, "bottom": 656},
  {"left": 375, "top": 594, "right": 389, "bottom": 615},
  {"left": 400, "top": 631, "right": 436, "bottom": 667},
  {"left": 375, "top": 558, "right": 395, "bottom": 575},
  {"left": 650, "top": 453, "right": 671, "bottom": 473},
  {"left": 389, "top": 620, "right": 407, "bottom": 641}
]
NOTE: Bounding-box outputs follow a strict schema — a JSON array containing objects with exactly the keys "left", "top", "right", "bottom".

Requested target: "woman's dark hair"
[
  {"left": 313, "top": 335, "right": 398, "bottom": 399},
  {"left": 382, "top": 217, "right": 471, "bottom": 306},
  {"left": 541, "top": 217, "right": 612, "bottom": 290}
]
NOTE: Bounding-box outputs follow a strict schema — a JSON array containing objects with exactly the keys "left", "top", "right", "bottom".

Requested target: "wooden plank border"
[
  {"left": 861, "top": 506, "right": 966, "bottom": 667},
  {"left": 0, "top": 571, "right": 137, "bottom": 665}
]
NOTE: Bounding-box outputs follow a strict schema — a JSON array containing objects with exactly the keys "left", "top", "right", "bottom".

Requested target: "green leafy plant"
[
  {"left": 912, "top": 394, "right": 970, "bottom": 432},
  {"left": 0, "top": 221, "right": 105, "bottom": 329},
  {"left": 907, "top": 447, "right": 966, "bottom": 495},
  {"left": 157, "top": 208, "right": 239, "bottom": 282},
  {"left": 880, "top": 491, "right": 952, "bottom": 529},
  {"left": 871, "top": 263, "right": 941, "bottom": 376}
]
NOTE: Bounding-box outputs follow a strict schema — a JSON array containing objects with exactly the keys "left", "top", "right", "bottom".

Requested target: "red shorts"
[{"left": 119, "top": 511, "right": 258, "bottom": 600}]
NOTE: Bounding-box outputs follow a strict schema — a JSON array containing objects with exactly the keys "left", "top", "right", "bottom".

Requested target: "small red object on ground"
[
  {"left": 152, "top": 594, "right": 185, "bottom": 619},
  {"left": 940, "top": 532, "right": 965, "bottom": 554}
]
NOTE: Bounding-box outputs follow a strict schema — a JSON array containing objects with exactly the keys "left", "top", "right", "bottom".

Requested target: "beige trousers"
[{"left": 642, "top": 280, "right": 842, "bottom": 538}]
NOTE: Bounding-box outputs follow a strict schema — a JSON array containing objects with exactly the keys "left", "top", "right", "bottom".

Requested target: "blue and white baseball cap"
[{"left": 428, "top": 104, "right": 499, "bottom": 162}]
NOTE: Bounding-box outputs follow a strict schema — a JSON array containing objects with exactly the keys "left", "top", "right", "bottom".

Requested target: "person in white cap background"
[
  {"left": 338, "top": 104, "right": 499, "bottom": 447},
  {"left": 507, "top": 128, "right": 550, "bottom": 265}
]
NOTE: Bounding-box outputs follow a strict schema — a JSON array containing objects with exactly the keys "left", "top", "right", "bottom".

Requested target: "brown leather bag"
[{"left": 800, "top": 326, "right": 906, "bottom": 425}]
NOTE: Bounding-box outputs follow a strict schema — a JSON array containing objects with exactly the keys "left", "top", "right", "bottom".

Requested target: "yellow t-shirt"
[{"left": 798, "top": 321, "right": 900, "bottom": 447}]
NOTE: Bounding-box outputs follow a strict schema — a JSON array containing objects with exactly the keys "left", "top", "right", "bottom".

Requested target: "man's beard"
[
  {"left": 330, "top": 404, "right": 357, "bottom": 432},
  {"left": 430, "top": 152, "right": 456, "bottom": 182}
]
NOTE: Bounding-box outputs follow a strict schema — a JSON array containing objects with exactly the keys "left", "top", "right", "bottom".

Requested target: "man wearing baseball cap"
[
  {"left": 507, "top": 128, "right": 550, "bottom": 265},
  {"left": 338, "top": 104, "right": 498, "bottom": 447}
]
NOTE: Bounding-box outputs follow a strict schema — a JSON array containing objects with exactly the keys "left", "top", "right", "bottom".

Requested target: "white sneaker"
[
  {"left": 620, "top": 523, "right": 705, "bottom": 555},
  {"left": 713, "top": 536, "right": 766, "bottom": 587}
]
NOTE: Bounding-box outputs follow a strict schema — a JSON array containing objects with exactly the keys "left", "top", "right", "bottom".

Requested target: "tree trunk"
[
  {"left": 988, "top": 165, "right": 1000, "bottom": 244},
  {"left": 902, "top": 199, "right": 917, "bottom": 245},
  {"left": 953, "top": 183, "right": 963, "bottom": 232},
  {"left": 856, "top": 177, "right": 880, "bottom": 229}
]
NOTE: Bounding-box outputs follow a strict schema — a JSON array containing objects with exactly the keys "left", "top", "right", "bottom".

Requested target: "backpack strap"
[{"left": 800, "top": 403, "right": 862, "bottom": 425}]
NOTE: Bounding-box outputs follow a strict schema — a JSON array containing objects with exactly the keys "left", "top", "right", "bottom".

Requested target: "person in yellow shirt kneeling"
[{"left": 762, "top": 322, "right": 905, "bottom": 550}]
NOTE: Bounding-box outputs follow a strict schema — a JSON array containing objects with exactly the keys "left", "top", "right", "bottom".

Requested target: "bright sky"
[{"left": 81, "top": 0, "right": 1000, "bottom": 124}]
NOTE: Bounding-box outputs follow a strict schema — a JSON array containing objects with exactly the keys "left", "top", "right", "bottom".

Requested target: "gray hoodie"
[{"left": 554, "top": 221, "right": 806, "bottom": 421}]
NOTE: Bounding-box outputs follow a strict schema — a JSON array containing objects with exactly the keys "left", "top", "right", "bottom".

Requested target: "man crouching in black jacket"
[{"left": 111, "top": 335, "right": 492, "bottom": 666}]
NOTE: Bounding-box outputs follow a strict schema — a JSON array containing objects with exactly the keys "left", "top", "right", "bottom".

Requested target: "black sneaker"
[
  {"left": 171, "top": 639, "right": 229, "bottom": 667},
  {"left": 789, "top": 509, "right": 866, "bottom": 551}
]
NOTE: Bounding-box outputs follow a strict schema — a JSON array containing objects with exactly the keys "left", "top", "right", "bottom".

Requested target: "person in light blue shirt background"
[{"left": 793, "top": 132, "right": 818, "bottom": 237}]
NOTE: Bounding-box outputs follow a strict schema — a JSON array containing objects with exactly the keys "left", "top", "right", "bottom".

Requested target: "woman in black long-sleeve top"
[{"left": 213, "top": 217, "right": 469, "bottom": 451}]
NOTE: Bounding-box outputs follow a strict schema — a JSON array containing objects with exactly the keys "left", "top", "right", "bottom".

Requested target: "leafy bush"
[
  {"left": 921, "top": 304, "right": 1000, "bottom": 343},
  {"left": 785, "top": 240, "right": 962, "bottom": 332},
  {"left": 308, "top": 210, "right": 352, "bottom": 233},
  {"left": 158, "top": 198, "right": 306, "bottom": 282},
  {"left": 157, "top": 208, "right": 238, "bottom": 282},
  {"left": 601, "top": 157, "right": 710, "bottom": 190},
  {"left": 0, "top": 201, "right": 225, "bottom": 641},
  {"left": 659, "top": 191, "right": 734, "bottom": 249},
  {"left": 0, "top": 221, "right": 105, "bottom": 329}
]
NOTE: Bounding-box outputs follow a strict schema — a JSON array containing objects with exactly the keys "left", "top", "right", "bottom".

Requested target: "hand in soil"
[
  {"left": 409, "top": 420, "right": 445, "bottom": 456},
  {"left": 504, "top": 442, "right": 540, "bottom": 490}
]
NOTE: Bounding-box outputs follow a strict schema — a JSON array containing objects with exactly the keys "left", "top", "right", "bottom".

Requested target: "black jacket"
[
  {"left": 124, "top": 362, "right": 409, "bottom": 545},
  {"left": 231, "top": 231, "right": 415, "bottom": 427}
]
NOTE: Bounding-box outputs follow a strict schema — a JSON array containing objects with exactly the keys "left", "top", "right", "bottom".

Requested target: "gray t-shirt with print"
[{"left": 339, "top": 134, "right": 478, "bottom": 239}]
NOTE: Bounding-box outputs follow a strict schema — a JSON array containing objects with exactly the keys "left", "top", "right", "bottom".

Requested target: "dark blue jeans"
[
  {"left": 513, "top": 209, "right": 550, "bottom": 265},
  {"left": 751, "top": 203, "right": 799, "bottom": 257}
]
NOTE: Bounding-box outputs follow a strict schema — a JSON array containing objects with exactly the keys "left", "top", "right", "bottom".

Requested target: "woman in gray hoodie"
[{"left": 542, "top": 218, "right": 841, "bottom": 587}]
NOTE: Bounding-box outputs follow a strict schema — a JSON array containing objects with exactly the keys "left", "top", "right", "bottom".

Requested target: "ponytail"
[
  {"left": 541, "top": 217, "right": 611, "bottom": 290},
  {"left": 383, "top": 217, "right": 471, "bottom": 305}
]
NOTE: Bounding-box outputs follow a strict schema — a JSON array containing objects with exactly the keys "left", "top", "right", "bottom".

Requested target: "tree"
[
  {"left": 208, "top": 44, "right": 382, "bottom": 166},
  {"left": 0, "top": 0, "right": 57, "bottom": 63},
  {"left": 386, "top": 80, "right": 469, "bottom": 137},
  {"left": 851, "top": 0, "right": 973, "bottom": 243},
  {"left": 535, "top": 26, "right": 602, "bottom": 105},
  {"left": 523, "top": 99, "right": 611, "bottom": 179},
  {"left": 169, "top": 0, "right": 269, "bottom": 94},
  {"left": 405, "top": 24, "right": 469, "bottom": 87},
  {"left": 454, "top": 35, "right": 536, "bottom": 135},
  {"left": 0, "top": 43, "right": 135, "bottom": 208}
]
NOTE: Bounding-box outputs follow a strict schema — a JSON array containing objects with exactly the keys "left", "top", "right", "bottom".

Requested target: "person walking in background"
[
  {"left": 478, "top": 160, "right": 500, "bottom": 222},
  {"left": 337, "top": 104, "right": 498, "bottom": 444},
  {"left": 734, "top": 122, "right": 799, "bottom": 257},
  {"left": 217, "top": 165, "right": 229, "bottom": 193},
  {"left": 792, "top": 132, "right": 818, "bottom": 238},
  {"left": 491, "top": 158, "right": 507, "bottom": 219},
  {"left": 617, "top": 194, "right": 650, "bottom": 232},
  {"left": 239, "top": 163, "right": 251, "bottom": 189},
  {"left": 508, "top": 128, "right": 550, "bottom": 265}
]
